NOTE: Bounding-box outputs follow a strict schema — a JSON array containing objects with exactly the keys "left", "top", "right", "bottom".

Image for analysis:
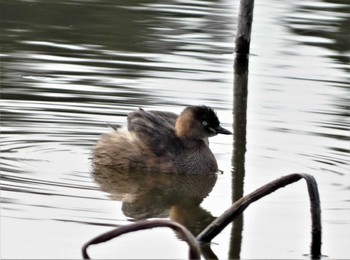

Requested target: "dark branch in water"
[
  {"left": 196, "top": 173, "right": 322, "bottom": 259},
  {"left": 82, "top": 219, "right": 201, "bottom": 260},
  {"left": 82, "top": 173, "right": 322, "bottom": 259}
]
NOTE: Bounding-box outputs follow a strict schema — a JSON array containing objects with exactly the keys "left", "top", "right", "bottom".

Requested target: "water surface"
[{"left": 1, "top": 0, "right": 349, "bottom": 259}]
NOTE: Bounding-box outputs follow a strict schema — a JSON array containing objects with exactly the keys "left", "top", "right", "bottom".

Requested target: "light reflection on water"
[{"left": 1, "top": 0, "right": 349, "bottom": 259}]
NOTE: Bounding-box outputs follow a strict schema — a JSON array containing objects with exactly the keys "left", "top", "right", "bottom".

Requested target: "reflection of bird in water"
[
  {"left": 93, "top": 105, "right": 231, "bottom": 175},
  {"left": 92, "top": 165, "right": 217, "bottom": 236}
]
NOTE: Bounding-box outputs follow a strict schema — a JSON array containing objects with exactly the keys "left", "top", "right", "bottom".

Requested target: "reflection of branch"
[
  {"left": 197, "top": 173, "right": 322, "bottom": 258},
  {"left": 82, "top": 219, "right": 201, "bottom": 260},
  {"left": 231, "top": 45, "right": 249, "bottom": 260}
]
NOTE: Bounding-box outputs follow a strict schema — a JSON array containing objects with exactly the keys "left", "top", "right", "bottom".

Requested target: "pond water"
[{"left": 1, "top": 0, "right": 349, "bottom": 259}]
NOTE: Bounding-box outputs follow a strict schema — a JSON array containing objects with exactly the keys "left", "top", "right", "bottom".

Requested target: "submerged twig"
[
  {"left": 197, "top": 173, "right": 322, "bottom": 258},
  {"left": 82, "top": 219, "right": 201, "bottom": 260}
]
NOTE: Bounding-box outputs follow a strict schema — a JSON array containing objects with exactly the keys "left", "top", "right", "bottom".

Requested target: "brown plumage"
[{"left": 93, "top": 105, "right": 232, "bottom": 174}]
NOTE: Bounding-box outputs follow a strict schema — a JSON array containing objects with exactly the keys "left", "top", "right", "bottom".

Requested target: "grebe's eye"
[{"left": 202, "top": 121, "right": 208, "bottom": 126}]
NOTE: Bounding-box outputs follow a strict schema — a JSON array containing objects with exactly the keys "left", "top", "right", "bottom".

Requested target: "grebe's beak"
[{"left": 215, "top": 125, "right": 232, "bottom": 135}]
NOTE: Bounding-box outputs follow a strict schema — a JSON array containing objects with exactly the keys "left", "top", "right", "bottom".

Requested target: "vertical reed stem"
[{"left": 235, "top": 0, "right": 255, "bottom": 55}]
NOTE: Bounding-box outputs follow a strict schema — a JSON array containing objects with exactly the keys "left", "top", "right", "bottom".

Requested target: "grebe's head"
[{"left": 175, "top": 105, "right": 232, "bottom": 140}]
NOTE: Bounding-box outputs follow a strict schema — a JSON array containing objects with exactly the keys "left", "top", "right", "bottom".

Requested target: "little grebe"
[{"left": 93, "top": 105, "right": 232, "bottom": 174}]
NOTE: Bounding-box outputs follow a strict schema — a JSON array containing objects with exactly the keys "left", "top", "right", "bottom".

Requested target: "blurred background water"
[{"left": 0, "top": 0, "right": 349, "bottom": 259}]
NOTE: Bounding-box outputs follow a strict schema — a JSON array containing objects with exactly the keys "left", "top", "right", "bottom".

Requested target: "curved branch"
[
  {"left": 197, "top": 173, "right": 322, "bottom": 258},
  {"left": 82, "top": 219, "right": 201, "bottom": 260}
]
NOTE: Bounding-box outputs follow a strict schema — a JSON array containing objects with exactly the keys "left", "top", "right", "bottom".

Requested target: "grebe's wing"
[{"left": 127, "top": 108, "right": 180, "bottom": 155}]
